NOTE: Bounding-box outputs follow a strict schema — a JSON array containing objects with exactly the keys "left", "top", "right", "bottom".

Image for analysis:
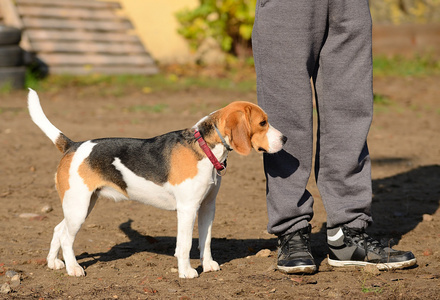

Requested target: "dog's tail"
[{"left": 28, "top": 88, "right": 73, "bottom": 153}]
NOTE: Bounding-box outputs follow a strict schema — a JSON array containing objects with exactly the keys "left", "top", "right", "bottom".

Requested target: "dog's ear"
[{"left": 225, "top": 110, "right": 252, "bottom": 156}]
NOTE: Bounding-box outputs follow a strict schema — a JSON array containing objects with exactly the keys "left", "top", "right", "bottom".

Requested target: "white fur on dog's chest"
[{"left": 111, "top": 157, "right": 218, "bottom": 211}]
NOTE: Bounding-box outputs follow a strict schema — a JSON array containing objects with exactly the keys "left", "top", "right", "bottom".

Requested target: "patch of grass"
[
  {"left": 26, "top": 71, "right": 256, "bottom": 95},
  {"left": 373, "top": 54, "right": 440, "bottom": 77},
  {"left": 11, "top": 55, "right": 439, "bottom": 97},
  {"left": 127, "top": 103, "right": 168, "bottom": 113},
  {"left": 361, "top": 285, "right": 384, "bottom": 294},
  {"left": 373, "top": 93, "right": 391, "bottom": 105},
  {"left": 0, "top": 81, "right": 13, "bottom": 94},
  {"left": 24, "top": 68, "right": 43, "bottom": 90},
  {"left": 359, "top": 273, "right": 385, "bottom": 295},
  {"left": 373, "top": 93, "right": 392, "bottom": 113}
]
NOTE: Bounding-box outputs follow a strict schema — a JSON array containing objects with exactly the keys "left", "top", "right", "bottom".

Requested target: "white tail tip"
[{"left": 27, "top": 89, "right": 62, "bottom": 145}]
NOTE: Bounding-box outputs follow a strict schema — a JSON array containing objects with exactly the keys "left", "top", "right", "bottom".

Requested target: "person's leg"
[
  {"left": 317, "top": 0, "right": 416, "bottom": 269},
  {"left": 314, "top": 0, "right": 374, "bottom": 229},
  {"left": 253, "top": 0, "right": 328, "bottom": 274},
  {"left": 253, "top": 0, "right": 327, "bottom": 236}
]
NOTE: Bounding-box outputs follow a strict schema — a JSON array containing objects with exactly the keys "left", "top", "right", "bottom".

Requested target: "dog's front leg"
[
  {"left": 198, "top": 184, "right": 221, "bottom": 273},
  {"left": 175, "top": 206, "right": 198, "bottom": 278}
]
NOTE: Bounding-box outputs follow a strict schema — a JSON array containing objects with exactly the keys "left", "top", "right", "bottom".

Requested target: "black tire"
[
  {"left": 0, "top": 45, "right": 23, "bottom": 67},
  {"left": 0, "top": 66, "right": 26, "bottom": 89},
  {"left": 0, "top": 25, "right": 22, "bottom": 46}
]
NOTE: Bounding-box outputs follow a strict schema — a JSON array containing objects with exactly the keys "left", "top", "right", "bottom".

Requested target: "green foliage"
[
  {"left": 5, "top": 55, "right": 435, "bottom": 99},
  {"left": 0, "top": 81, "right": 13, "bottom": 94},
  {"left": 176, "top": 0, "right": 440, "bottom": 63},
  {"left": 373, "top": 54, "right": 440, "bottom": 77},
  {"left": 370, "top": 0, "right": 440, "bottom": 24},
  {"left": 373, "top": 93, "right": 391, "bottom": 105},
  {"left": 25, "top": 68, "right": 43, "bottom": 90},
  {"left": 23, "top": 72, "right": 256, "bottom": 96},
  {"left": 176, "top": 0, "right": 256, "bottom": 59}
]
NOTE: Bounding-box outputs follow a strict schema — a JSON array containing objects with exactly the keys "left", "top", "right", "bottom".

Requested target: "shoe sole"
[
  {"left": 277, "top": 265, "right": 317, "bottom": 274},
  {"left": 328, "top": 257, "right": 417, "bottom": 270}
]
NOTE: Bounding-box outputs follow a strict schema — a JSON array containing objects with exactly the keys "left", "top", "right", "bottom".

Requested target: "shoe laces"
[
  {"left": 279, "top": 227, "right": 311, "bottom": 256},
  {"left": 343, "top": 226, "right": 384, "bottom": 255}
]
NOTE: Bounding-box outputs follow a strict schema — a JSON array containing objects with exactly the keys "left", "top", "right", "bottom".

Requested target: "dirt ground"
[{"left": 0, "top": 75, "right": 439, "bottom": 299}]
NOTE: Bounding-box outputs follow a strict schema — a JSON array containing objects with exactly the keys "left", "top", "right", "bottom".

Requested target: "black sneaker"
[
  {"left": 277, "top": 224, "right": 317, "bottom": 274},
  {"left": 327, "top": 225, "right": 416, "bottom": 270}
]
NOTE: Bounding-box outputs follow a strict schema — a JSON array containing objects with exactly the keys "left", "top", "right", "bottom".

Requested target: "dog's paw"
[
  {"left": 66, "top": 264, "right": 85, "bottom": 277},
  {"left": 179, "top": 267, "right": 199, "bottom": 279},
  {"left": 47, "top": 258, "right": 65, "bottom": 270},
  {"left": 203, "top": 259, "right": 220, "bottom": 273}
]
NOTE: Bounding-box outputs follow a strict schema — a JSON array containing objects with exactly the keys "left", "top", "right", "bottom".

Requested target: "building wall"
[
  {"left": 114, "top": 0, "right": 198, "bottom": 64},
  {"left": 46, "top": 1, "right": 438, "bottom": 64}
]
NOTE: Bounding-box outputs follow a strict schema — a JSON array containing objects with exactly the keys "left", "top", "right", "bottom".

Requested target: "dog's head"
[{"left": 216, "top": 102, "right": 286, "bottom": 155}]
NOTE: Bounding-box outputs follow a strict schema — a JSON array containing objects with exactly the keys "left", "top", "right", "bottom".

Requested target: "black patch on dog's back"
[{"left": 86, "top": 129, "right": 197, "bottom": 190}]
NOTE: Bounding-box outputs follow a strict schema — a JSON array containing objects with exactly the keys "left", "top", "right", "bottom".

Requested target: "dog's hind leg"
[
  {"left": 47, "top": 219, "right": 67, "bottom": 270},
  {"left": 56, "top": 186, "right": 96, "bottom": 277},
  {"left": 47, "top": 192, "right": 98, "bottom": 273},
  {"left": 47, "top": 140, "right": 98, "bottom": 276}
]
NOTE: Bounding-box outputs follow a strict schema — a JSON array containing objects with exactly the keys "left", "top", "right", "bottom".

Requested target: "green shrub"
[
  {"left": 176, "top": 0, "right": 256, "bottom": 62},
  {"left": 176, "top": 0, "right": 440, "bottom": 64}
]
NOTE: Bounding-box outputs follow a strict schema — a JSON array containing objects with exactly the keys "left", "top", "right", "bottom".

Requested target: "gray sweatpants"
[{"left": 252, "top": 0, "right": 374, "bottom": 235}]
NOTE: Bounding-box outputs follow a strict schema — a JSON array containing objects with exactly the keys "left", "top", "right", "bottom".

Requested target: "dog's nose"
[{"left": 281, "top": 135, "right": 288, "bottom": 145}]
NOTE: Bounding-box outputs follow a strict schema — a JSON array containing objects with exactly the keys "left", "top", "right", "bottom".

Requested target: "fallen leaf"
[
  {"left": 291, "top": 277, "right": 317, "bottom": 285},
  {"left": 142, "top": 87, "right": 152, "bottom": 94},
  {"left": 32, "top": 258, "right": 47, "bottom": 265},
  {"left": 144, "top": 287, "right": 158, "bottom": 294},
  {"left": 422, "top": 249, "right": 433, "bottom": 256},
  {"left": 291, "top": 277, "right": 303, "bottom": 284}
]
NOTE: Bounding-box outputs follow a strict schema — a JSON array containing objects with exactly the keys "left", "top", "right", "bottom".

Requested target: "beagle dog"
[{"left": 27, "top": 89, "right": 286, "bottom": 278}]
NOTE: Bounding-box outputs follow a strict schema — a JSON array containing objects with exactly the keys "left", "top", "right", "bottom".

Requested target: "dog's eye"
[{"left": 259, "top": 120, "right": 267, "bottom": 127}]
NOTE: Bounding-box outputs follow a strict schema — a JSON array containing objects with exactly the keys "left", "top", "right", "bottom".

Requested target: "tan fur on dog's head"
[{"left": 215, "top": 102, "right": 285, "bottom": 155}]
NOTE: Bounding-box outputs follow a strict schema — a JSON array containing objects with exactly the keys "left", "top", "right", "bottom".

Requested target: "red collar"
[{"left": 194, "top": 129, "right": 226, "bottom": 173}]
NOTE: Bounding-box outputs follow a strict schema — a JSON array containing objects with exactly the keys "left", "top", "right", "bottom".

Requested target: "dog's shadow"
[
  {"left": 76, "top": 220, "right": 339, "bottom": 273},
  {"left": 77, "top": 219, "right": 278, "bottom": 272}
]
